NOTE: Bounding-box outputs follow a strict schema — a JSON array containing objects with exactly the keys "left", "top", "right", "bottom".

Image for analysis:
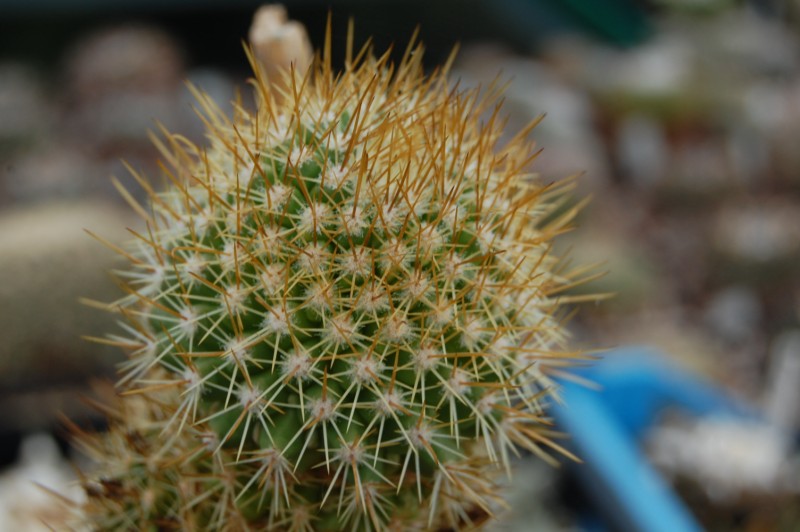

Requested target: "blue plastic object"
[{"left": 550, "top": 347, "right": 757, "bottom": 532}]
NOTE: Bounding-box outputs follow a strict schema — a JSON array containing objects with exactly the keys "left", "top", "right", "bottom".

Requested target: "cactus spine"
[{"left": 76, "top": 31, "right": 584, "bottom": 531}]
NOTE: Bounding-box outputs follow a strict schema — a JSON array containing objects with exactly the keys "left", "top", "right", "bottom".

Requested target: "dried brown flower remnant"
[{"left": 249, "top": 5, "right": 313, "bottom": 85}]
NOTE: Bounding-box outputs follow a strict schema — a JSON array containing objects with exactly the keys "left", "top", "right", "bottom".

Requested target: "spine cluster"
[{"left": 78, "top": 36, "right": 584, "bottom": 531}]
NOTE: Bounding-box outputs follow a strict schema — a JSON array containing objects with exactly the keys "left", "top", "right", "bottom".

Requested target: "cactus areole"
[{"left": 79, "top": 30, "right": 587, "bottom": 532}]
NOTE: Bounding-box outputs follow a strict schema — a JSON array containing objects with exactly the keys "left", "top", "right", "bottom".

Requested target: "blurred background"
[{"left": 1, "top": 0, "right": 799, "bottom": 529}]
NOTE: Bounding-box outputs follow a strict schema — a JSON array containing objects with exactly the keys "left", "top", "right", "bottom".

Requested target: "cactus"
[{"left": 75, "top": 29, "right": 586, "bottom": 532}]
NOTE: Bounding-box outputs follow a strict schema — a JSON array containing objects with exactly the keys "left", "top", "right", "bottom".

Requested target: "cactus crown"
[{"left": 77, "top": 30, "right": 583, "bottom": 531}]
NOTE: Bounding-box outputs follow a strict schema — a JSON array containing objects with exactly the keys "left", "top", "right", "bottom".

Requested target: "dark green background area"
[{"left": 0, "top": 0, "right": 653, "bottom": 76}]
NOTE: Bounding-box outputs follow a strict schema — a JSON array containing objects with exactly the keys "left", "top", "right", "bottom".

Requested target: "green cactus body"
[{"left": 78, "top": 35, "right": 583, "bottom": 531}]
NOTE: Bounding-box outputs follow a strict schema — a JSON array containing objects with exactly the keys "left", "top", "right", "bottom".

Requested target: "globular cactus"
[{"left": 75, "top": 27, "right": 586, "bottom": 532}]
